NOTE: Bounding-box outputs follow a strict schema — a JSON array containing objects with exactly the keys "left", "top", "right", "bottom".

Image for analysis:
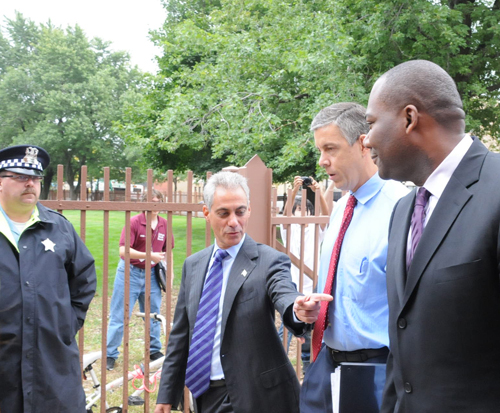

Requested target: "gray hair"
[
  {"left": 310, "top": 102, "right": 369, "bottom": 146},
  {"left": 203, "top": 171, "right": 250, "bottom": 210}
]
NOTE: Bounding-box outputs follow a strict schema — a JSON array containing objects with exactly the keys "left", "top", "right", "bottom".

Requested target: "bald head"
[
  {"left": 376, "top": 60, "right": 465, "bottom": 131},
  {"left": 364, "top": 60, "right": 468, "bottom": 185}
]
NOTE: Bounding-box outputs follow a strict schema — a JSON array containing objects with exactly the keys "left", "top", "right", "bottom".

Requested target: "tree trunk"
[{"left": 41, "top": 166, "right": 54, "bottom": 200}]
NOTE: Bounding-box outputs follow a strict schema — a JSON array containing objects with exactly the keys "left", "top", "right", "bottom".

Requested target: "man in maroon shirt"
[{"left": 106, "top": 189, "right": 174, "bottom": 371}]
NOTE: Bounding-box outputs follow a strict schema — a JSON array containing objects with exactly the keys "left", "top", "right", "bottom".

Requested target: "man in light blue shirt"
[{"left": 300, "top": 102, "right": 408, "bottom": 413}]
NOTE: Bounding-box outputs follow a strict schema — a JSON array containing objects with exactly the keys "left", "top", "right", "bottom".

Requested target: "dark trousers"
[
  {"left": 300, "top": 344, "right": 388, "bottom": 413},
  {"left": 195, "top": 382, "right": 234, "bottom": 413}
]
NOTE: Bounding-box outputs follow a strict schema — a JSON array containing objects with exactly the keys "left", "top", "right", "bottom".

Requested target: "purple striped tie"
[
  {"left": 185, "top": 248, "right": 229, "bottom": 398},
  {"left": 407, "top": 187, "right": 431, "bottom": 271}
]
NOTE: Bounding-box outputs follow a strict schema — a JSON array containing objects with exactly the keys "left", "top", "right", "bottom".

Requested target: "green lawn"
[{"left": 63, "top": 211, "right": 210, "bottom": 293}]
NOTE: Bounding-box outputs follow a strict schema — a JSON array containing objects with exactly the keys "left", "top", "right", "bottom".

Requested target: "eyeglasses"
[{"left": 0, "top": 175, "right": 44, "bottom": 183}]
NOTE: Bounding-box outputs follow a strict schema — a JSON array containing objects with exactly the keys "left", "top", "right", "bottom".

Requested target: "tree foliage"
[
  {"left": 120, "top": 0, "right": 500, "bottom": 182},
  {"left": 0, "top": 13, "right": 146, "bottom": 198}
]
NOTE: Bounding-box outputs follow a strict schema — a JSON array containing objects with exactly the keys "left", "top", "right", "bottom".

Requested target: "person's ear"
[
  {"left": 358, "top": 134, "right": 370, "bottom": 155},
  {"left": 203, "top": 205, "right": 210, "bottom": 221},
  {"left": 404, "top": 105, "right": 419, "bottom": 134}
]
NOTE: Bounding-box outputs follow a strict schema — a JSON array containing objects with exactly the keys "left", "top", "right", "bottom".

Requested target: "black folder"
[{"left": 331, "top": 363, "right": 387, "bottom": 413}]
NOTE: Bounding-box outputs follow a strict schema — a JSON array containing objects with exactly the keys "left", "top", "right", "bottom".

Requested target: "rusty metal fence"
[{"left": 40, "top": 156, "right": 331, "bottom": 413}]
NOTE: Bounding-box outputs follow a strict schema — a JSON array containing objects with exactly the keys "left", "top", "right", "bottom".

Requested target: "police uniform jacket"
[{"left": 0, "top": 202, "right": 96, "bottom": 413}]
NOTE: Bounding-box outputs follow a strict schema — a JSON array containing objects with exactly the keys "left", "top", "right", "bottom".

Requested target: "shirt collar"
[
  {"left": 213, "top": 233, "right": 246, "bottom": 260},
  {"left": 351, "top": 172, "right": 384, "bottom": 205},
  {"left": 423, "top": 134, "right": 473, "bottom": 199}
]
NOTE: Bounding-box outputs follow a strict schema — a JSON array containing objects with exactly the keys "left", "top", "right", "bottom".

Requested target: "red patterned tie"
[{"left": 312, "top": 194, "right": 357, "bottom": 361}]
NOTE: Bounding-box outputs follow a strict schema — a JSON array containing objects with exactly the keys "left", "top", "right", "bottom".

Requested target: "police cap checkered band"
[
  {"left": 0, "top": 145, "right": 50, "bottom": 176},
  {"left": 0, "top": 158, "right": 43, "bottom": 171}
]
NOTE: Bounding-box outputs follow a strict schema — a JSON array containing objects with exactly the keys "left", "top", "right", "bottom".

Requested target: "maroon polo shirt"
[{"left": 119, "top": 212, "right": 174, "bottom": 269}]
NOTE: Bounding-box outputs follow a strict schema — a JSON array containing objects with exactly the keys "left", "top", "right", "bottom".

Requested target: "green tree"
[
  {"left": 0, "top": 13, "right": 145, "bottom": 198},
  {"left": 121, "top": 0, "right": 500, "bottom": 182},
  {"left": 332, "top": 0, "right": 500, "bottom": 141}
]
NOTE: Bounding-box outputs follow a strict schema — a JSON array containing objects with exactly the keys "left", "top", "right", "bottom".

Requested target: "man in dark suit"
[
  {"left": 363, "top": 59, "right": 500, "bottom": 412},
  {"left": 154, "top": 171, "right": 330, "bottom": 413}
]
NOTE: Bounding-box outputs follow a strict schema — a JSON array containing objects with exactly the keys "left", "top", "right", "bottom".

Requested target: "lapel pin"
[
  {"left": 241, "top": 269, "right": 247, "bottom": 277},
  {"left": 41, "top": 238, "right": 56, "bottom": 252}
]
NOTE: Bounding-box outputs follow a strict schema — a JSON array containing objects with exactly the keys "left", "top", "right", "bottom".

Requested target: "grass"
[{"left": 63, "top": 211, "right": 210, "bottom": 293}]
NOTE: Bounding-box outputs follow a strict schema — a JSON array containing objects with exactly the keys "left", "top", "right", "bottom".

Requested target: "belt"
[
  {"left": 327, "top": 346, "right": 389, "bottom": 363},
  {"left": 209, "top": 379, "right": 226, "bottom": 388}
]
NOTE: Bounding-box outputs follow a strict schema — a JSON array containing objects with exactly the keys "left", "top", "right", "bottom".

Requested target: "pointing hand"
[{"left": 293, "top": 293, "right": 333, "bottom": 324}]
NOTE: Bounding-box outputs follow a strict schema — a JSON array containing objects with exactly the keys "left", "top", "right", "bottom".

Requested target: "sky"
[{"left": 0, "top": 0, "right": 167, "bottom": 73}]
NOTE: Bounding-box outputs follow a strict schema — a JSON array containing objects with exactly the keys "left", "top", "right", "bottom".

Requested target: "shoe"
[
  {"left": 150, "top": 351, "right": 164, "bottom": 361},
  {"left": 128, "top": 395, "right": 145, "bottom": 406},
  {"left": 106, "top": 357, "right": 115, "bottom": 371}
]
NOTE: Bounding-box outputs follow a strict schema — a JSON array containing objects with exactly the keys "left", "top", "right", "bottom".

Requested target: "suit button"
[
  {"left": 398, "top": 318, "right": 407, "bottom": 329},
  {"left": 404, "top": 382, "right": 412, "bottom": 393}
]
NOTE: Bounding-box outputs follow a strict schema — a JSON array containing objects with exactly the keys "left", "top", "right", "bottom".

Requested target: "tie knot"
[
  {"left": 415, "top": 187, "right": 431, "bottom": 207},
  {"left": 214, "top": 248, "right": 229, "bottom": 263},
  {"left": 347, "top": 194, "right": 357, "bottom": 209}
]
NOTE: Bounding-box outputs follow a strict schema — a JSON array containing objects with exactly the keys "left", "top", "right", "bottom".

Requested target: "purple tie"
[
  {"left": 185, "top": 248, "right": 229, "bottom": 398},
  {"left": 407, "top": 187, "right": 431, "bottom": 271}
]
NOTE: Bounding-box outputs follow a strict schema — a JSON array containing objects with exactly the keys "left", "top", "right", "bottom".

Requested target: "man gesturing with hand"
[{"left": 154, "top": 172, "right": 322, "bottom": 413}]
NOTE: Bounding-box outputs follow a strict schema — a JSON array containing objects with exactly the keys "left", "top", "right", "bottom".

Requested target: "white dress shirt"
[{"left": 407, "top": 134, "right": 473, "bottom": 253}]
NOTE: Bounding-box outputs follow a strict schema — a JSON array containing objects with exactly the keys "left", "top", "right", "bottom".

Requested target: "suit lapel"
[
  {"left": 390, "top": 192, "right": 414, "bottom": 306},
  {"left": 402, "top": 138, "right": 487, "bottom": 308},
  {"left": 220, "top": 236, "right": 257, "bottom": 339},
  {"left": 188, "top": 247, "right": 213, "bottom": 325}
]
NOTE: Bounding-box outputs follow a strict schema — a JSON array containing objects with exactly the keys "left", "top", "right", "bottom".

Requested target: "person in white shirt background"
[{"left": 280, "top": 175, "right": 332, "bottom": 372}]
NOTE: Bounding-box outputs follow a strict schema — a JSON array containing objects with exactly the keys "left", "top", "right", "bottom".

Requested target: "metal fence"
[{"left": 40, "top": 156, "right": 331, "bottom": 413}]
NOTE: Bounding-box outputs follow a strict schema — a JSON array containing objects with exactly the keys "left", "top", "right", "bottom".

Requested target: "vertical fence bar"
[
  {"left": 270, "top": 187, "right": 278, "bottom": 251},
  {"left": 205, "top": 171, "right": 212, "bottom": 247},
  {"left": 166, "top": 170, "right": 174, "bottom": 340},
  {"left": 100, "top": 167, "right": 110, "bottom": 412},
  {"left": 143, "top": 170, "right": 154, "bottom": 413},
  {"left": 186, "top": 171, "right": 193, "bottom": 258},
  {"left": 121, "top": 168, "right": 132, "bottom": 412},
  {"left": 79, "top": 166, "right": 88, "bottom": 369},
  {"left": 282, "top": 187, "right": 293, "bottom": 350},
  {"left": 57, "top": 165, "right": 64, "bottom": 212}
]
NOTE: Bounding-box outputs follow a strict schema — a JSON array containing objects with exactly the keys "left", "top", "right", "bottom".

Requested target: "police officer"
[{"left": 0, "top": 145, "right": 97, "bottom": 413}]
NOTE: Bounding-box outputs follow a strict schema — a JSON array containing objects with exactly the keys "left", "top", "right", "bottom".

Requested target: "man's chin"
[{"left": 20, "top": 195, "right": 38, "bottom": 204}]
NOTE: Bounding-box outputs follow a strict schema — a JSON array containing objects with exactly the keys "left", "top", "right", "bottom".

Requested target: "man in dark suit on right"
[{"left": 363, "top": 59, "right": 500, "bottom": 412}]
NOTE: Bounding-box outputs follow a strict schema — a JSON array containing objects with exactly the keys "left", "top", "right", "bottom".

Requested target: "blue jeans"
[{"left": 107, "top": 259, "right": 163, "bottom": 359}]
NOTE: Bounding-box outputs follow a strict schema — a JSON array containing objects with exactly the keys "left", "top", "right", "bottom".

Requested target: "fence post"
[{"left": 223, "top": 155, "right": 272, "bottom": 246}]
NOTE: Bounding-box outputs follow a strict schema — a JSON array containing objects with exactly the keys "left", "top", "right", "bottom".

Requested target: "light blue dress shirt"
[
  {"left": 0, "top": 203, "right": 27, "bottom": 244},
  {"left": 209, "top": 234, "right": 246, "bottom": 380},
  {"left": 318, "top": 173, "right": 409, "bottom": 351}
]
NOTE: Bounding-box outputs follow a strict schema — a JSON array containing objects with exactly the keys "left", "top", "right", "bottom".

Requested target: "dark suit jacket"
[
  {"left": 381, "top": 138, "right": 500, "bottom": 412},
  {"left": 157, "top": 235, "right": 306, "bottom": 412}
]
